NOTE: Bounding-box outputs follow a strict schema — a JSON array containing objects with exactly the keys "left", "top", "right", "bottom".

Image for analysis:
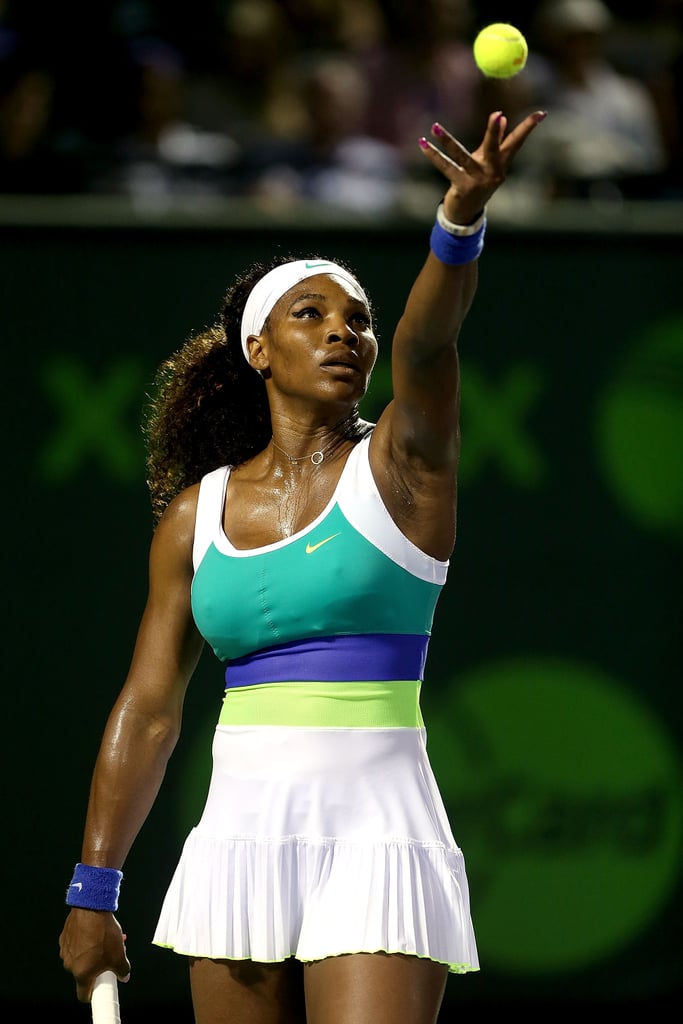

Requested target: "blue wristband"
[
  {"left": 429, "top": 207, "right": 487, "bottom": 265},
  {"left": 66, "top": 862, "right": 123, "bottom": 911}
]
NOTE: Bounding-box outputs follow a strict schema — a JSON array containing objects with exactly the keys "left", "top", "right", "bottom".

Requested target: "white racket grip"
[{"left": 91, "top": 971, "right": 121, "bottom": 1024}]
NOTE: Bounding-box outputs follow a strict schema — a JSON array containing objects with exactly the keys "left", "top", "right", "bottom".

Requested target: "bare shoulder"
[{"left": 150, "top": 482, "right": 201, "bottom": 562}]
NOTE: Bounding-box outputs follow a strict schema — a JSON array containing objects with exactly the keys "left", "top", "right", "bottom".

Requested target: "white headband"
[{"left": 240, "top": 259, "right": 369, "bottom": 365}]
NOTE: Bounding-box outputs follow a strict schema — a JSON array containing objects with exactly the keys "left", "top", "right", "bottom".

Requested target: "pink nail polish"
[
  {"left": 431, "top": 122, "right": 444, "bottom": 136},
  {"left": 418, "top": 137, "right": 429, "bottom": 149},
  {"left": 495, "top": 111, "right": 504, "bottom": 122}
]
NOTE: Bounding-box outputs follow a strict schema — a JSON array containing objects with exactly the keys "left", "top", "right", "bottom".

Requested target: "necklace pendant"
[{"left": 271, "top": 437, "right": 329, "bottom": 466}]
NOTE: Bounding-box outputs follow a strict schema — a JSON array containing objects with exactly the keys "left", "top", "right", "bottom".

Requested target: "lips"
[
  {"left": 321, "top": 354, "right": 361, "bottom": 372},
  {"left": 321, "top": 363, "right": 361, "bottom": 380}
]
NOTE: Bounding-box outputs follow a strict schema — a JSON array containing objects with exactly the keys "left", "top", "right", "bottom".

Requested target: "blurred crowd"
[{"left": 1, "top": 0, "right": 682, "bottom": 212}]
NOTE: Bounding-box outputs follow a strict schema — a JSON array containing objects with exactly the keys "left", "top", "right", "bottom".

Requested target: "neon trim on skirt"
[{"left": 152, "top": 686, "right": 479, "bottom": 974}]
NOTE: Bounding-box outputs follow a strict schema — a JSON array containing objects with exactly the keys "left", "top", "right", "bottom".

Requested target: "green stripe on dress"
[{"left": 218, "top": 679, "right": 425, "bottom": 728}]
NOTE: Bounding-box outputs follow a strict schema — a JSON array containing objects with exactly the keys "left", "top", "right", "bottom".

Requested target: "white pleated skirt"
[{"left": 153, "top": 724, "right": 479, "bottom": 973}]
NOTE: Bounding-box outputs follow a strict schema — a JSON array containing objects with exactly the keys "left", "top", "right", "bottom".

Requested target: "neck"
[{"left": 269, "top": 411, "right": 366, "bottom": 466}]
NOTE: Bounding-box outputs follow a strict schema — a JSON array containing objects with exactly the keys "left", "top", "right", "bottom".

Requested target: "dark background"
[{"left": 1, "top": 201, "right": 681, "bottom": 1018}]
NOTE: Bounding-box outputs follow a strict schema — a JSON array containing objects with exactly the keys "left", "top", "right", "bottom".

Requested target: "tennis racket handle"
[{"left": 91, "top": 971, "right": 121, "bottom": 1024}]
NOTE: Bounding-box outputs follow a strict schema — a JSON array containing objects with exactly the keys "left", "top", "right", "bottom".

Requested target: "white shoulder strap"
[
  {"left": 193, "top": 466, "right": 230, "bottom": 571},
  {"left": 338, "top": 435, "right": 449, "bottom": 584}
]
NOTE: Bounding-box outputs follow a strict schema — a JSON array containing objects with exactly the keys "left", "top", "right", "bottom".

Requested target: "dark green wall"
[{"left": 2, "top": 209, "right": 681, "bottom": 1018}]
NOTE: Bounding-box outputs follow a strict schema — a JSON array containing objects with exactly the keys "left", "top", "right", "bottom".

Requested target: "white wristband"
[{"left": 436, "top": 203, "right": 487, "bottom": 237}]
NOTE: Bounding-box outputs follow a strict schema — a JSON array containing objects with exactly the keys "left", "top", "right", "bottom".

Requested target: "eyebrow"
[
  {"left": 288, "top": 292, "right": 326, "bottom": 310},
  {"left": 287, "top": 291, "right": 369, "bottom": 313}
]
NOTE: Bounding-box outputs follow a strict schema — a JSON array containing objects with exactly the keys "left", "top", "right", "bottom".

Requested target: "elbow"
[
  {"left": 143, "top": 709, "right": 183, "bottom": 760},
  {"left": 111, "top": 698, "right": 183, "bottom": 764}
]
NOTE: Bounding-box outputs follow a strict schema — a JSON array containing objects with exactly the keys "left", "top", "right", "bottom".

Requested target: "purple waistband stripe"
[{"left": 224, "top": 634, "right": 430, "bottom": 688}]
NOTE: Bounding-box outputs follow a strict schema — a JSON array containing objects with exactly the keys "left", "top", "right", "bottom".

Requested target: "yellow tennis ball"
[{"left": 473, "top": 23, "right": 528, "bottom": 79}]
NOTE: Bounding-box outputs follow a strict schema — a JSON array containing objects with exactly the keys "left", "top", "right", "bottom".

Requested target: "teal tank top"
[{"left": 191, "top": 434, "right": 449, "bottom": 662}]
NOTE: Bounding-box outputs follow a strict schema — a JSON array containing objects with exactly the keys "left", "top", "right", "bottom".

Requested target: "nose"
[{"left": 326, "top": 316, "right": 359, "bottom": 345}]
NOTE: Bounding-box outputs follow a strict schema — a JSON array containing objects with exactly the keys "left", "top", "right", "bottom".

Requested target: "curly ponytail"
[
  {"left": 143, "top": 252, "right": 367, "bottom": 523},
  {"left": 143, "top": 256, "right": 299, "bottom": 522}
]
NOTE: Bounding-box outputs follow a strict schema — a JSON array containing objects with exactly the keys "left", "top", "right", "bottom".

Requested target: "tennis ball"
[{"left": 473, "top": 23, "right": 528, "bottom": 79}]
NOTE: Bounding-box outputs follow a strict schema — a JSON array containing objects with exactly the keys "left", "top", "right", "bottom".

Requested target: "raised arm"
[
  {"left": 371, "top": 110, "right": 546, "bottom": 558},
  {"left": 59, "top": 488, "right": 204, "bottom": 1001}
]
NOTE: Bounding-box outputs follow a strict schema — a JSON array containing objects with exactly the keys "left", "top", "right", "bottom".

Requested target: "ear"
[{"left": 246, "top": 334, "right": 269, "bottom": 374}]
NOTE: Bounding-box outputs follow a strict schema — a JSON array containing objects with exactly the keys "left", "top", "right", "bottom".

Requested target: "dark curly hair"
[{"left": 143, "top": 253, "right": 368, "bottom": 523}]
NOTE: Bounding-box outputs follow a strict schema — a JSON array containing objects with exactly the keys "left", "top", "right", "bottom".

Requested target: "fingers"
[
  {"left": 500, "top": 110, "right": 548, "bottom": 159},
  {"left": 481, "top": 111, "right": 507, "bottom": 162},
  {"left": 59, "top": 911, "right": 131, "bottom": 1002},
  {"left": 430, "top": 123, "right": 476, "bottom": 172},
  {"left": 117, "top": 953, "right": 132, "bottom": 984},
  {"left": 419, "top": 110, "right": 547, "bottom": 177},
  {"left": 418, "top": 134, "right": 466, "bottom": 183},
  {"left": 74, "top": 958, "right": 130, "bottom": 1003},
  {"left": 418, "top": 121, "right": 483, "bottom": 191},
  {"left": 478, "top": 109, "right": 546, "bottom": 164},
  {"left": 74, "top": 971, "right": 94, "bottom": 1003}
]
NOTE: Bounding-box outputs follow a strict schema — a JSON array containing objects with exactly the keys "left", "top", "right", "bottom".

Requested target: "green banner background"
[{"left": 2, "top": 205, "right": 681, "bottom": 1017}]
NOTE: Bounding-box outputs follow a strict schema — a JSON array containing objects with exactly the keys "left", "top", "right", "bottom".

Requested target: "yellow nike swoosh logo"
[{"left": 305, "top": 533, "right": 341, "bottom": 554}]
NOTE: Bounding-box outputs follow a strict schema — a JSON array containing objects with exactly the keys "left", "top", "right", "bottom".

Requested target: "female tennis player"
[{"left": 59, "top": 109, "right": 546, "bottom": 1024}]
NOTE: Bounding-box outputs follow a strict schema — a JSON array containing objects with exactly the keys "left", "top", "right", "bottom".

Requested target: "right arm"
[
  {"left": 370, "top": 111, "right": 545, "bottom": 560},
  {"left": 59, "top": 486, "right": 204, "bottom": 1001}
]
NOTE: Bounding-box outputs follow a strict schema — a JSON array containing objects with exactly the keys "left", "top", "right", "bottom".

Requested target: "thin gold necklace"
[{"left": 271, "top": 436, "right": 336, "bottom": 466}]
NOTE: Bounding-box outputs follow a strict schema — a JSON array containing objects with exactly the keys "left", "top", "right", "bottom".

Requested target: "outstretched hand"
[{"left": 420, "top": 110, "right": 547, "bottom": 224}]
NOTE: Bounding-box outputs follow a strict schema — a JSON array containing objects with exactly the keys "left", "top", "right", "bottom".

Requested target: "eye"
[
  {"left": 293, "top": 306, "right": 320, "bottom": 319},
  {"left": 351, "top": 312, "right": 371, "bottom": 328}
]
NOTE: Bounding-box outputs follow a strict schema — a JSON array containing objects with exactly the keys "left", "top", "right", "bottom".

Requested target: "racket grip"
[{"left": 91, "top": 971, "right": 121, "bottom": 1024}]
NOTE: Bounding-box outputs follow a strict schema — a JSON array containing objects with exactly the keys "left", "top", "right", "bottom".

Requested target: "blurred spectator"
[
  {"left": 0, "top": 32, "right": 85, "bottom": 193},
  {"left": 88, "top": 37, "right": 240, "bottom": 205},
  {"left": 334, "top": 0, "right": 388, "bottom": 56},
  {"left": 348, "top": 0, "right": 483, "bottom": 163},
  {"left": 280, "top": 0, "right": 346, "bottom": 50},
  {"left": 0, "top": 0, "right": 680, "bottom": 207},
  {"left": 515, "top": 0, "right": 669, "bottom": 199},
  {"left": 607, "top": 0, "right": 683, "bottom": 198},
  {"left": 242, "top": 51, "right": 404, "bottom": 212},
  {"left": 184, "top": 0, "right": 296, "bottom": 144},
  {"left": 668, "top": 12, "right": 683, "bottom": 196}
]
